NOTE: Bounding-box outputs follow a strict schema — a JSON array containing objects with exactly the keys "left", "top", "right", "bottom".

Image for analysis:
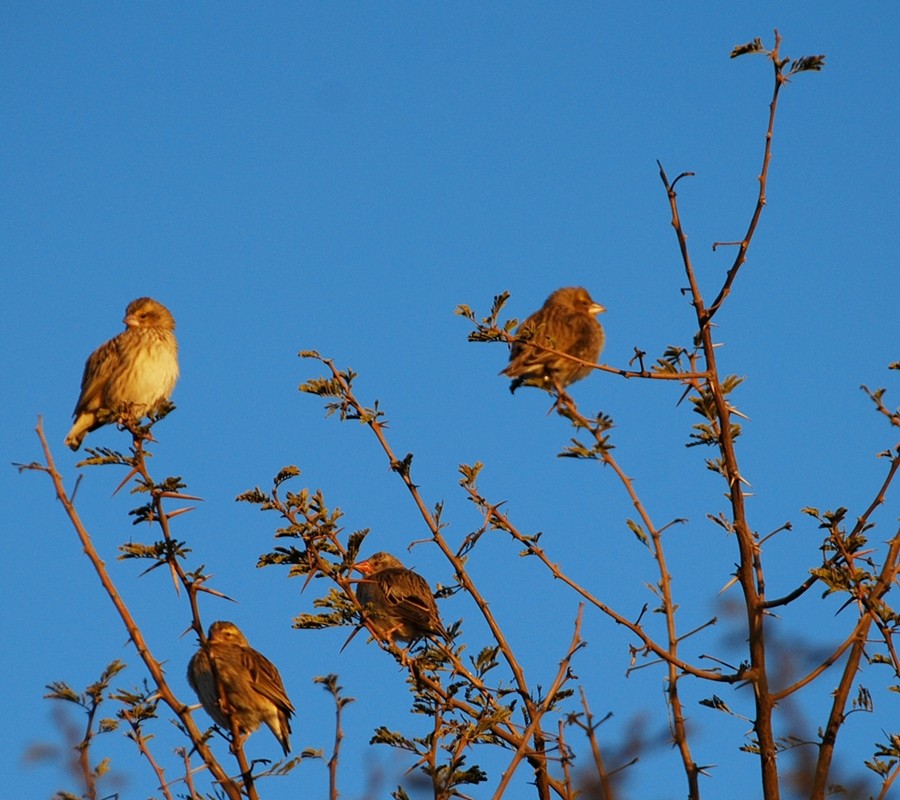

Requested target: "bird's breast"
[{"left": 112, "top": 330, "right": 179, "bottom": 406}]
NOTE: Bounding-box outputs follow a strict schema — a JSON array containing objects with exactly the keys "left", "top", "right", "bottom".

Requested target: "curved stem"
[
  {"left": 655, "top": 33, "right": 794, "bottom": 797},
  {"left": 30, "top": 420, "right": 244, "bottom": 800},
  {"left": 704, "top": 31, "right": 784, "bottom": 324},
  {"left": 316, "top": 357, "right": 557, "bottom": 797},
  {"left": 491, "top": 608, "right": 584, "bottom": 800}
]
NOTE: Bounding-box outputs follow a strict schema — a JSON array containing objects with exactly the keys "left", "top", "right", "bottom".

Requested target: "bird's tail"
[{"left": 64, "top": 415, "right": 94, "bottom": 450}]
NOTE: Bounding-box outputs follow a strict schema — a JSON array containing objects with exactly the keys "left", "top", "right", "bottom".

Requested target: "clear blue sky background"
[{"left": 3, "top": 3, "right": 898, "bottom": 799}]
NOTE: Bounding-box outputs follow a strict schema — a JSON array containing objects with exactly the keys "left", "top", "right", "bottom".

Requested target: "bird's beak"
[
  {"left": 123, "top": 313, "right": 140, "bottom": 327},
  {"left": 590, "top": 303, "right": 606, "bottom": 316},
  {"left": 354, "top": 560, "right": 372, "bottom": 575}
]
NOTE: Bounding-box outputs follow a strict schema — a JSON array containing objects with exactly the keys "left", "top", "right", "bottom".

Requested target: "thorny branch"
[
  {"left": 299, "top": 352, "right": 584, "bottom": 798},
  {"left": 491, "top": 607, "right": 585, "bottom": 800},
  {"left": 28, "top": 28, "right": 900, "bottom": 800},
  {"left": 455, "top": 30, "right": 841, "bottom": 800},
  {"left": 23, "top": 419, "right": 252, "bottom": 800}
]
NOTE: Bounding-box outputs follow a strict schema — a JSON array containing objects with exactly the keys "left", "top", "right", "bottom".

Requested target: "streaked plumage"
[
  {"left": 502, "top": 286, "right": 605, "bottom": 393},
  {"left": 355, "top": 552, "right": 447, "bottom": 644},
  {"left": 187, "top": 620, "right": 294, "bottom": 756},
  {"left": 65, "top": 297, "right": 179, "bottom": 450}
]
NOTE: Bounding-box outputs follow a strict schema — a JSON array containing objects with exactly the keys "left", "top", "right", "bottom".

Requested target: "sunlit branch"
[
  {"left": 460, "top": 472, "right": 734, "bottom": 684},
  {"left": 704, "top": 30, "right": 784, "bottom": 324},
  {"left": 309, "top": 355, "right": 561, "bottom": 798},
  {"left": 491, "top": 607, "right": 585, "bottom": 800},
  {"left": 26, "top": 419, "right": 244, "bottom": 800}
]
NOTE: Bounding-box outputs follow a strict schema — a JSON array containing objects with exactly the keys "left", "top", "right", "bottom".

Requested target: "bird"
[
  {"left": 501, "top": 286, "right": 605, "bottom": 394},
  {"left": 353, "top": 552, "right": 448, "bottom": 645},
  {"left": 187, "top": 620, "right": 295, "bottom": 756},
  {"left": 65, "top": 297, "right": 179, "bottom": 451}
]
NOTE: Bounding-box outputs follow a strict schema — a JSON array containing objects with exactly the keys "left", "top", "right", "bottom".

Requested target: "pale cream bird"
[
  {"left": 187, "top": 620, "right": 295, "bottom": 756},
  {"left": 65, "top": 297, "right": 179, "bottom": 450}
]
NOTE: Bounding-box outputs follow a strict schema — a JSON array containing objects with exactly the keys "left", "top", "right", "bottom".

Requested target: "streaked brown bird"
[
  {"left": 501, "top": 286, "right": 605, "bottom": 394},
  {"left": 187, "top": 620, "right": 294, "bottom": 756},
  {"left": 354, "top": 552, "right": 448, "bottom": 644},
  {"left": 65, "top": 297, "right": 179, "bottom": 451}
]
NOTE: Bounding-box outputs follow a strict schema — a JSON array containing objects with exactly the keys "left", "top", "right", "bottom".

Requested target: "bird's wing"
[
  {"left": 187, "top": 650, "right": 223, "bottom": 724},
  {"left": 509, "top": 302, "right": 605, "bottom": 380},
  {"left": 379, "top": 569, "right": 440, "bottom": 631},
  {"left": 244, "top": 649, "right": 295, "bottom": 715},
  {"left": 506, "top": 306, "right": 579, "bottom": 372},
  {"left": 73, "top": 334, "right": 124, "bottom": 415},
  {"left": 186, "top": 651, "right": 202, "bottom": 693}
]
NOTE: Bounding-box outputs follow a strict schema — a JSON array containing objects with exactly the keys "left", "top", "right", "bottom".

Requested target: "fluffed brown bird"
[
  {"left": 501, "top": 286, "right": 605, "bottom": 394},
  {"left": 65, "top": 297, "right": 179, "bottom": 450},
  {"left": 187, "top": 620, "right": 294, "bottom": 756},
  {"left": 354, "top": 552, "right": 448, "bottom": 644}
]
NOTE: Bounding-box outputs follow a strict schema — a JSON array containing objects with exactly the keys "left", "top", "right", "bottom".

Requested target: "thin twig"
[
  {"left": 461, "top": 470, "right": 734, "bottom": 684},
  {"left": 575, "top": 687, "right": 614, "bottom": 799},
  {"left": 27, "top": 419, "right": 244, "bottom": 800},
  {"left": 125, "top": 717, "right": 176, "bottom": 800},
  {"left": 313, "top": 356, "right": 559, "bottom": 798},
  {"left": 491, "top": 607, "right": 586, "bottom": 799}
]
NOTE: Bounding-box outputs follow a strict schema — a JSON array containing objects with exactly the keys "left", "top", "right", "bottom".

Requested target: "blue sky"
[{"left": 3, "top": 3, "right": 898, "bottom": 798}]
